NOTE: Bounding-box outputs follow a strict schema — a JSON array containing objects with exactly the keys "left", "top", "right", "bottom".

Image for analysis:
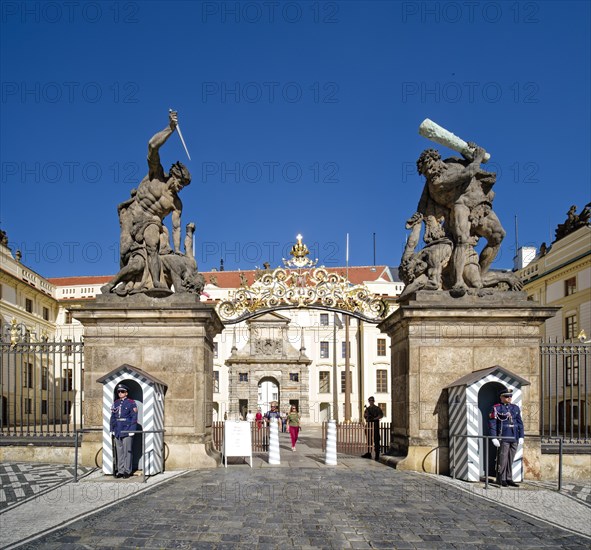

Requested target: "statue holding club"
[{"left": 399, "top": 119, "right": 522, "bottom": 298}]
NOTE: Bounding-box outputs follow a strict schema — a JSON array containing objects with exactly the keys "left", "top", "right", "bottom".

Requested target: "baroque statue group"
[
  {"left": 100, "top": 112, "right": 522, "bottom": 300},
  {"left": 101, "top": 111, "right": 204, "bottom": 297},
  {"left": 399, "top": 121, "right": 522, "bottom": 299}
]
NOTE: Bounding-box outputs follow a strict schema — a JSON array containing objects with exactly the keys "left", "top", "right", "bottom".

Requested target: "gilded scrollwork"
[{"left": 216, "top": 266, "right": 389, "bottom": 323}]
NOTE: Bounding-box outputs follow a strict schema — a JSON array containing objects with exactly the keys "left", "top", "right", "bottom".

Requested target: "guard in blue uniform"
[
  {"left": 488, "top": 388, "right": 524, "bottom": 487},
  {"left": 110, "top": 384, "right": 138, "bottom": 478}
]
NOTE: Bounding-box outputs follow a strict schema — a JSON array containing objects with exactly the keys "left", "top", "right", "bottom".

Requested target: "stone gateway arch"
[{"left": 74, "top": 113, "right": 556, "bottom": 477}]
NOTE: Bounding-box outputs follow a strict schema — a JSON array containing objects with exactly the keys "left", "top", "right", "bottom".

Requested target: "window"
[
  {"left": 23, "top": 362, "right": 33, "bottom": 388},
  {"left": 213, "top": 371, "right": 219, "bottom": 393},
  {"left": 213, "top": 342, "right": 218, "bottom": 358},
  {"left": 63, "top": 368, "right": 73, "bottom": 391},
  {"left": 65, "top": 311, "right": 73, "bottom": 324},
  {"left": 376, "top": 370, "right": 388, "bottom": 393},
  {"left": 377, "top": 338, "right": 387, "bottom": 356},
  {"left": 319, "top": 371, "right": 330, "bottom": 393},
  {"left": 42, "top": 400, "right": 48, "bottom": 415},
  {"left": 65, "top": 338, "right": 73, "bottom": 356},
  {"left": 565, "top": 277, "right": 577, "bottom": 296},
  {"left": 43, "top": 307, "right": 49, "bottom": 321},
  {"left": 565, "top": 314, "right": 578, "bottom": 340},
  {"left": 239, "top": 372, "right": 248, "bottom": 382},
  {"left": 319, "top": 313, "right": 329, "bottom": 326},
  {"left": 42, "top": 366, "right": 48, "bottom": 390},
  {"left": 25, "top": 298, "right": 33, "bottom": 313},
  {"left": 320, "top": 341, "right": 329, "bottom": 359},
  {"left": 289, "top": 373, "right": 299, "bottom": 382},
  {"left": 25, "top": 398, "right": 32, "bottom": 414},
  {"left": 566, "top": 356, "right": 579, "bottom": 386},
  {"left": 340, "top": 371, "right": 352, "bottom": 393},
  {"left": 379, "top": 403, "right": 387, "bottom": 417},
  {"left": 341, "top": 341, "right": 350, "bottom": 359}
]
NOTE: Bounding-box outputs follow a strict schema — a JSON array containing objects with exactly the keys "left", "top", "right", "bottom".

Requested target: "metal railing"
[
  {"left": 212, "top": 421, "right": 271, "bottom": 452},
  {"left": 540, "top": 341, "right": 590, "bottom": 444},
  {"left": 321, "top": 421, "right": 391, "bottom": 455},
  {"left": 451, "top": 434, "right": 564, "bottom": 491},
  {"left": 0, "top": 339, "right": 84, "bottom": 439},
  {"left": 74, "top": 428, "right": 166, "bottom": 484}
]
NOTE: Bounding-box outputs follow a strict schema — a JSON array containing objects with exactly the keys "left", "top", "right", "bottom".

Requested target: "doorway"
[
  {"left": 113, "top": 378, "right": 143, "bottom": 471},
  {"left": 258, "top": 377, "right": 279, "bottom": 413},
  {"left": 478, "top": 381, "right": 506, "bottom": 478}
]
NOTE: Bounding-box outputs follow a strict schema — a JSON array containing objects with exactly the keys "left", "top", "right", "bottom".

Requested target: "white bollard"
[
  {"left": 325, "top": 419, "right": 337, "bottom": 466},
  {"left": 268, "top": 421, "right": 281, "bottom": 465}
]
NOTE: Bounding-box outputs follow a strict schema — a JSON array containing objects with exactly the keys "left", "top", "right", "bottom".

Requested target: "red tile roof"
[
  {"left": 48, "top": 275, "right": 113, "bottom": 285},
  {"left": 49, "top": 266, "right": 394, "bottom": 288},
  {"left": 202, "top": 266, "right": 393, "bottom": 287}
]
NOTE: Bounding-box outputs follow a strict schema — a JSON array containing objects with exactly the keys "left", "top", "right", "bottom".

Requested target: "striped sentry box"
[
  {"left": 448, "top": 366, "right": 527, "bottom": 482},
  {"left": 98, "top": 365, "right": 167, "bottom": 476}
]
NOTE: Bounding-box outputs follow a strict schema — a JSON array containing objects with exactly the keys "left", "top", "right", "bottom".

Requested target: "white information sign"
[{"left": 222, "top": 421, "right": 253, "bottom": 467}]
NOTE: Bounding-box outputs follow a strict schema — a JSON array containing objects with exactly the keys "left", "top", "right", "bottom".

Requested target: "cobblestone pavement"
[
  {"left": 1, "top": 430, "right": 590, "bottom": 549},
  {"left": 11, "top": 467, "right": 591, "bottom": 550},
  {"left": 530, "top": 480, "right": 591, "bottom": 505},
  {"left": 0, "top": 462, "right": 93, "bottom": 511}
]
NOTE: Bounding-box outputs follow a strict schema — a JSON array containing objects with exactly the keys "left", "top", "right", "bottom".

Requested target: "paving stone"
[{"left": 3, "top": 434, "right": 590, "bottom": 550}]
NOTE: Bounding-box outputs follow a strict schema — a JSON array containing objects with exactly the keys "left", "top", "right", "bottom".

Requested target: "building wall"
[
  {"left": 518, "top": 226, "right": 591, "bottom": 341},
  {"left": 43, "top": 268, "right": 399, "bottom": 426},
  {"left": 0, "top": 243, "right": 76, "bottom": 428}
]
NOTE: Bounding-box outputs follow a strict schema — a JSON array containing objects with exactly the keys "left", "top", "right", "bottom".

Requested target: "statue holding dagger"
[{"left": 102, "top": 109, "right": 202, "bottom": 296}]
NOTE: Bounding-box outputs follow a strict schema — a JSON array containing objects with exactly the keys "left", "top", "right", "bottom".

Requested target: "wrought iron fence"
[
  {"left": 540, "top": 341, "right": 590, "bottom": 444},
  {"left": 212, "top": 421, "right": 271, "bottom": 452},
  {"left": 321, "top": 421, "right": 391, "bottom": 455},
  {"left": 0, "top": 338, "right": 84, "bottom": 440}
]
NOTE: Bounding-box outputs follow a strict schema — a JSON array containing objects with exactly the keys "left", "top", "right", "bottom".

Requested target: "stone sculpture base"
[
  {"left": 73, "top": 293, "right": 224, "bottom": 470},
  {"left": 378, "top": 291, "right": 558, "bottom": 478}
]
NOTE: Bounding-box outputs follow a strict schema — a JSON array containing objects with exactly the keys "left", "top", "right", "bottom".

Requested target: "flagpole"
[
  {"left": 345, "top": 233, "right": 351, "bottom": 422},
  {"left": 333, "top": 314, "right": 339, "bottom": 422}
]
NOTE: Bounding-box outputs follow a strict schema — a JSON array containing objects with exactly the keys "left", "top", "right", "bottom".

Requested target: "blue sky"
[{"left": 1, "top": 1, "right": 589, "bottom": 278}]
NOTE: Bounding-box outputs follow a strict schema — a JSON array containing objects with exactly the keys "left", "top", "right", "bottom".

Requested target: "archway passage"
[
  {"left": 258, "top": 376, "right": 280, "bottom": 414},
  {"left": 225, "top": 312, "right": 311, "bottom": 421}
]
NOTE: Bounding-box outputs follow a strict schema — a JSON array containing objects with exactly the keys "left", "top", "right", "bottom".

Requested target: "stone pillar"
[
  {"left": 378, "top": 291, "right": 558, "bottom": 477},
  {"left": 73, "top": 293, "right": 224, "bottom": 470}
]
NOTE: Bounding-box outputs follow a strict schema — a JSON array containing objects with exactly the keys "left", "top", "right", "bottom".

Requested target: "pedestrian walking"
[
  {"left": 362, "top": 396, "right": 383, "bottom": 460},
  {"left": 255, "top": 408, "right": 264, "bottom": 429},
  {"left": 265, "top": 402, "right": 281, "bottom": 429},
  {"left": 281, "top": 410, "right": 288, "bottom": 433},
  {"left": 488, "top": 388, "right": 524, "bottom": 487},
  {"left": 287, "top": 405, "right": 301, "bottom": 451}
]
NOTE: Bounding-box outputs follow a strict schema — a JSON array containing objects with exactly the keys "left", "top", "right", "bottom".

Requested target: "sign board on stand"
[{"left": 222, "top": 421, "right": 253, "bottom": 467}]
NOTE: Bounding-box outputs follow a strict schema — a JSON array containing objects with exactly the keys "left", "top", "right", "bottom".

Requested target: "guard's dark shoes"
[
  {"left": 500, "top": 481, "right": 508, "bottom": 487},
  {"left": 361, "top": 452, "right": 372, "bottom": 459},
  {"left": 115, "top": 473, "right": 122, "bottom": 478},
  {"left": 507, "top": 481, "right": 519, "bottom": 487},
  {"left": 122, "top": 473, "right": 130, "bottom": 479}
]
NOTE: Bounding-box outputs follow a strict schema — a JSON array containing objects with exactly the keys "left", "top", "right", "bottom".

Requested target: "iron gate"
[{"left": 0, "top": 338, "right": 84, "bottom": 440}]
